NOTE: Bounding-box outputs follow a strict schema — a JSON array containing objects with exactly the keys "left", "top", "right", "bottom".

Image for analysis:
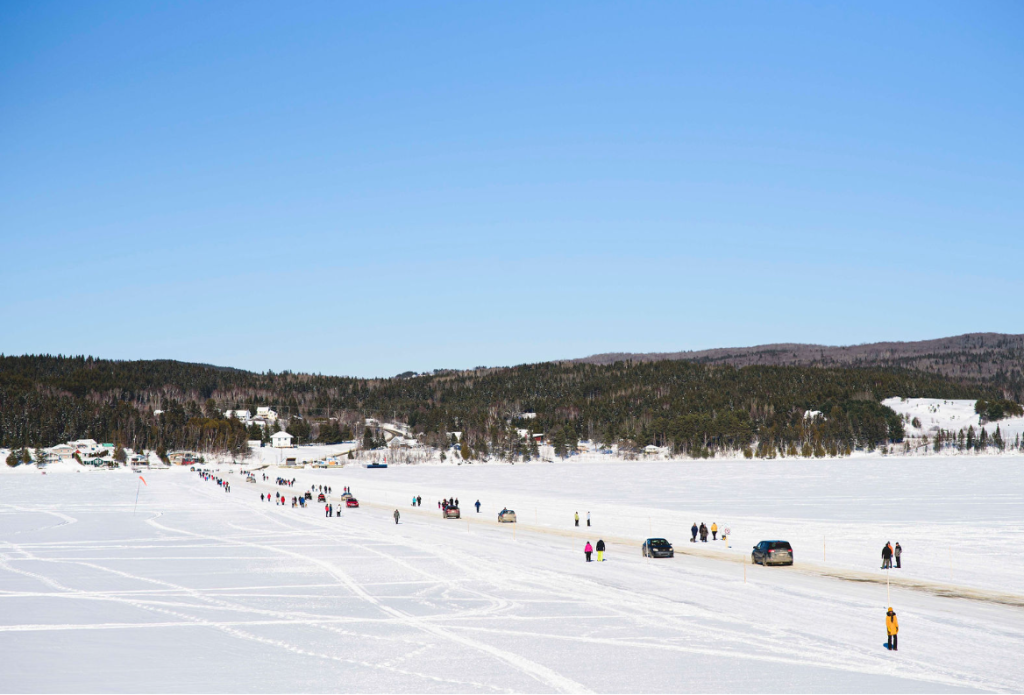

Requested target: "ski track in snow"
[{"left": 1, "top": 462, "right": 1022, "bottom": 693}]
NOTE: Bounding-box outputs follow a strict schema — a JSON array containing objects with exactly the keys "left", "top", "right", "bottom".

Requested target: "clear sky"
[{"left": 2, "top": 2, "right": 1022, "bottom": 377}]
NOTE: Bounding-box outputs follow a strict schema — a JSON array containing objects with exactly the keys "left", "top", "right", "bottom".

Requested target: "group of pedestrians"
[
  {"left": 440, "top": 497, "right": 459, "bottom": 511},
  {"left": 275, "top": 477, "right": 296, "bottom": 487},
  {"left": 690, "top": 522, "right": 717, "bottom": 542},
  {"left": 574, "top": 511, "right": 592, "bottom": 527},
  {"left": 881, "top": 541, "right": 903, "bottom": 569},
  {"left": 197, "top": 470, "right": 230, "bottom": 493},
  {"left": 583, "top": 539, "right": 606, "bottom": 562},
  {"left": 411, "top": 495, "right": 422, "bottom": 506}
]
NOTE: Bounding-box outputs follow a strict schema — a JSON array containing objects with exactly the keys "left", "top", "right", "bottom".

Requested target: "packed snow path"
[{"left": 1, "top": 462, "right": 1022, "bottom": 693}]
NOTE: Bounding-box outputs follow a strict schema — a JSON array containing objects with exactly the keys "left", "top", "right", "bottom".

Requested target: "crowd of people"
[
  {"left": 690, "top": 522, "right": 719, "bottom": 542},
  {"left": 881, "top": 541, "right": 903, "bottom": 569},
  {"left": 197, "top": 469, "right": 230, "bottom": 492}
]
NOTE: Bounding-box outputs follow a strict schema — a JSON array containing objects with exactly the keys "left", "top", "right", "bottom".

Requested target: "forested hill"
[
  {"left": 572, "top": 333, "right": 1024, "bottom": 398},
  {"left": 0, "top": 354, "right": 997, "bottom": 458}
]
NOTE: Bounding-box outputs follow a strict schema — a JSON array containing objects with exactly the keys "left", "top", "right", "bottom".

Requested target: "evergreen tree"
[
  {"left": 6, "top": 449, "right": 21, "bottom": 467},
  {"left": 363, "top": 427, "right": 374, "bottom": 450}
]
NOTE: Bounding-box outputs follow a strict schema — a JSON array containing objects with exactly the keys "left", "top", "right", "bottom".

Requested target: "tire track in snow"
[{"left": 146, "top": 509, "right": 591, "bottom": 694}]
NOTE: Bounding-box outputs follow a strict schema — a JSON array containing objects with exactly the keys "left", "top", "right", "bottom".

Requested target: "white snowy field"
[
  {"left": 1, "top": 458, "right": 1022, "bottom": 693},
  {"left": 883, "top": 398, "right": 1024, "bottom": 443}
]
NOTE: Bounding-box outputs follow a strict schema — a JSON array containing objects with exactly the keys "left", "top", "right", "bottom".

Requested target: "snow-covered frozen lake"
[{"left": 1, "top": 457, "right": 1022, "bottom": 692}]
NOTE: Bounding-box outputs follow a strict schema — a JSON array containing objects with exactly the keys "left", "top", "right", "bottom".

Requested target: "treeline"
[{"left": 0, "top": 354, "right": 1000, "bottom": 458}]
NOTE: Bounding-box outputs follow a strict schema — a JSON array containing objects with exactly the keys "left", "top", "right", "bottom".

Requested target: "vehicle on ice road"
[
  {"left": 498, "top": 509, "right": 516, "bottom": 523},
  {"left": 642, "top": 538, "right": 674, "bottom": 558},
  {"left": 444, "top": 507, "right": 461, "bottom": 519},
  {"left": 345, "top": 498, "right": 360, "bottom": 508},
  {"left": 317, "top": 493, "right": 326, "bottom": 503},
  {"left": 752, "top": 540, "right": 793, "bottom": 566}
]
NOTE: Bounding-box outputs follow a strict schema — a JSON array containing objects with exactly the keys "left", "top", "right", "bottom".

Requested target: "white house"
[
  {"left": 271, "top": 431, "right": 294, "bottom": 448},
  {"left": 47, "top": 444, "right": 77, "bottom": 461},
  {"left": 224, "top": 409, "right": 252, "bottom": 421},
  {"left": 256, "top": 407, "right": 278, "bottom": 423}
]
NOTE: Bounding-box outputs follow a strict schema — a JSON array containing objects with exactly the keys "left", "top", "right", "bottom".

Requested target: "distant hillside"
[
  {"left": 0, "top": 353, "right": 996, "bottom": 458},
  {"left": 571, "top": 333, "right": 1024, "bottom": 395}
]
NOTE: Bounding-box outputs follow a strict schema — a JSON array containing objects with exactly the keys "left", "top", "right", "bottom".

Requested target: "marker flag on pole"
[{"left": 139, "top": 476, "right": 147, "bottom": 486}]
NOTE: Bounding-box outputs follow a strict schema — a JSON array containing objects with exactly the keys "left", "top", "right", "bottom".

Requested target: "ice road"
[{"left": 1, "top": 459, "right": 1022, "bottom": 693}]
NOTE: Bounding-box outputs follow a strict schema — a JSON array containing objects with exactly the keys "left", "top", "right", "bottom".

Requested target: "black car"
[
  {"left": 752, "top": 540, "right": 793, "bottom": 566},
  {"left": 642, "top": 538, "right": 674, "bottom": 558}
]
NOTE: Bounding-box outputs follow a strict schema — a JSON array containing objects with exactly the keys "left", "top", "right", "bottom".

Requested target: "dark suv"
[{"left": 752, "top": 540, "right": 793, "bottom": 566}]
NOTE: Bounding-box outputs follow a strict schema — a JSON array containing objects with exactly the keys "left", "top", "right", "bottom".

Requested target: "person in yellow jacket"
[
  {"left": 886, "top": 607, "right": 899, "bottom": 651},
  {"left": 711, "top": 523, "right": 718, "bottom": 541}
]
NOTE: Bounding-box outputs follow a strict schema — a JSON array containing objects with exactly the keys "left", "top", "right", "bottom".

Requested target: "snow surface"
[
  {"left": 884, "top": 398, "right": 1024, "bottom": 444},
  {"left": 1, "top": 457, "right": 1022, "bottom": 693}
]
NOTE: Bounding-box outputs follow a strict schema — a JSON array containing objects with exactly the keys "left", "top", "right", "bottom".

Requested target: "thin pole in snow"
[
  {"left": 886, "top": 567, "right": 890, "bottom": 606},
  {"left": 133, "top": 478, "right": 141, "bottom": 516}
]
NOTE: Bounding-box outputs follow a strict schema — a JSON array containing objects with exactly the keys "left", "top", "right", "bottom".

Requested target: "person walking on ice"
[
  {"left": 894, "top": 542, "right": 902, "bottom": 569},
  {"left": 575, "top": 512, "right": 579, "bottom": 527},
  {"left": 596, "top": 539, "right": 605, "bottom": 561},
  {"left": 882, "top": 542, "right": 893, "bottom": 569},
  {"left": 586, "top": 511, "right": 591, "bottom": 527},
  {"left": 711, "top": 522, "right": 718, "bottom": 541},
  {"left": 475, "top": 500, "right": 481, "bottom": 513},
  {"left": 393, "top": 509, "right": 400, "bottom": 525},
  {"left": 584, "top": 541, "right": 593, "bottom": 562},
  {"left": 886, "top": 607, "right": 899, "bottom": 651}
]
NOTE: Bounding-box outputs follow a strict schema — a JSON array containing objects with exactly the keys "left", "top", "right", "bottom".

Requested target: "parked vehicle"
[
  {"left": 346, "top": 498, "right": 360, "bottom": 508},
  {"left": 498, "top": 509, "right": 517, "bottom": 523},
  {"left": 304, "top": 491, "right": 312, "bottom": 501},
  {"left": 340, "top": 492, "right": 353, "bottom": 500},
  {"left": 317, "top": 493, "right": 326, "bottom": 503},
  {"left": 642, "top": 538, "right": 674, "bottom": 558},
  {"left": 444, "top": 506, "right": 461, "bottom": 519},
  {"left": 752, "top": 540, "right": 794, "bottom": 566}
]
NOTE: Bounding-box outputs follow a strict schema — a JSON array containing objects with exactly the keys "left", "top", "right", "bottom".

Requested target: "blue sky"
[{"left": 2, "top": 2, "right": 1022, "bottom": 377}]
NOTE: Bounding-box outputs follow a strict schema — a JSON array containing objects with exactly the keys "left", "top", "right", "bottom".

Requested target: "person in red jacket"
[{"left": 584, "top": 542, "right": 593, "bottom": 562}]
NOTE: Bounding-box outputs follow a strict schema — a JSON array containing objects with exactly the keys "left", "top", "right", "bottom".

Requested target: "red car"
[{"left": 345, "top": 498, "right": 359, "bottom": 508}]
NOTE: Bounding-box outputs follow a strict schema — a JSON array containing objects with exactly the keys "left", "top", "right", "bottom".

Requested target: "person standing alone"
[
  {"left": 584, "top": 541, "right": 593, "bottom": 562},
  {"left": 886, "top": 607, "right": 898, "bottom": 651},
  {"left": 586, "top": 511, "right": 591, "bottom": 527},
  {"left": 894, "top": 542, "right": 902, "bottom": 569},
  {"left": 393, "top": 509, "right": 400, "bottom": 525},
  {"left": 575, "top": 512, "right": 579, "bottom": 527},
  {"left": 596, "top": 539, "right": 605, "bottom": 562}
]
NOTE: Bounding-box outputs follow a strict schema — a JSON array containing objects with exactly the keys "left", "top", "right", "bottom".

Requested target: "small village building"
[
  {"left": 47, "top": 444, "right": 77, "bottom": 461},
  {"left": 256, "top": 407, "right": 278, "bottom": 423},
  {"left": 271, "top": 431, "right": 295, "bottom": 448}
]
